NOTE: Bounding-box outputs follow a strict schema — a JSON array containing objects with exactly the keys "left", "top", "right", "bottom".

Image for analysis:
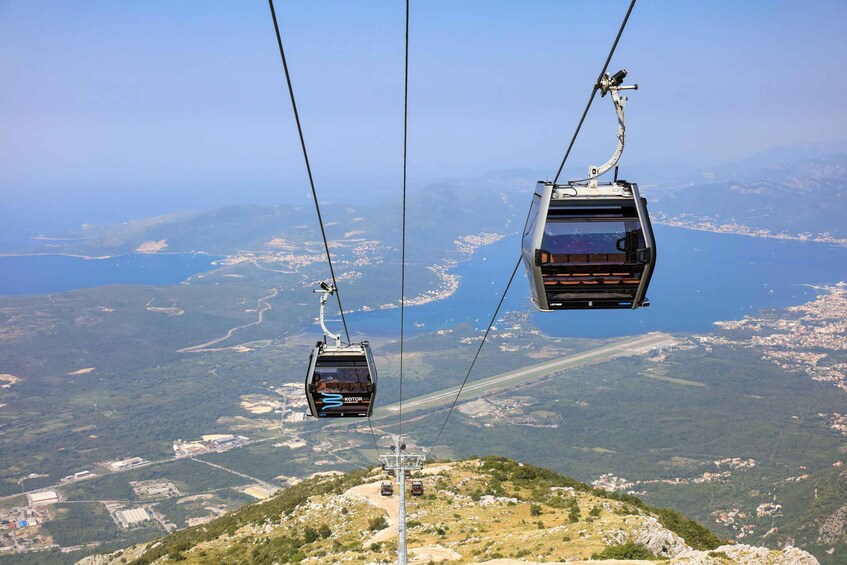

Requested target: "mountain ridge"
[
  {"left": 77, "top": 457, "right": 817, "bottom": 565},
  {"left": 653, "top": 150, "right": 847, "bottom": 239}
]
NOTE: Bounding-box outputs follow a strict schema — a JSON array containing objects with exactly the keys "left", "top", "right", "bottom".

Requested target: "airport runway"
[{"left": 373, "top": 332, "right": 676, "bottom": 418}]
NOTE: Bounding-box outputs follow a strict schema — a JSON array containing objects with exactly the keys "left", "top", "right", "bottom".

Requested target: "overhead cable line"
[
  {"left": 425, "top": 0, "right": 638, "bottom": 456},
  {"left": 552, "top": 0, "right": 637, "bottom": 185},
  {"left": 398, "top": 0, "right": 410, "bottom": 436},
  {"left": 268, "top": 0, "right": 381, "bottom": 457},
  {"left": 426, "top": 257, "right": 522, "bottom": 456},
  {"left": 268, "top": 0, "right": 350, "bottom": 343},
  {"left": 365, "top": 418, "right": 382, "bottom": 456}
]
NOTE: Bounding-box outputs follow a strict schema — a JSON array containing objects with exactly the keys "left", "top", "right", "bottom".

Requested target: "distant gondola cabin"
[{"left": 305, "top": 341, "right": 377, "bottom": 418}]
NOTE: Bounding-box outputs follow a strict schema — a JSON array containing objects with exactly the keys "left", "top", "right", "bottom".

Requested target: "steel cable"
[
  {"left": 268, "top": 0, "right": 350, "bottom": 343},
  {"left": 268, "top": 0, "right": 381, "bottom": 458},
  {"left": 398, "top": 0, "right": 410, "bottom": 436},
  {"left": 425, "top": 256, "right": 522, "bottom": 456},
  {"left": 552, "top": 0, "right": 637, "bottom": 185}
]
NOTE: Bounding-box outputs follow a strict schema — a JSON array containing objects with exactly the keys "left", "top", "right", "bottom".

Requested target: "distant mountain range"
[
  {"left": 16, "top": 178, "right": 522, "bottom": 259},
  {"left": 652, "top": 144, "right": 847, "bottom": 239},
  {"left": 12, "top": 141, "right": 847, "bottom": 260}
]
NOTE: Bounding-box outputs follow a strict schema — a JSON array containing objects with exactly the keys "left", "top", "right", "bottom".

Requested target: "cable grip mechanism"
[
  {"left": 587, "top": 69, "right": 638, "bottom": 188},
  {"left": 314, "top": 282, "right": 342, "bottom": 348}
]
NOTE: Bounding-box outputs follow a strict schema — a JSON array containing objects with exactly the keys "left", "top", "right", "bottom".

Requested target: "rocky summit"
[{"left": 78, "top": 457, "right": 818, "bottom": 565}]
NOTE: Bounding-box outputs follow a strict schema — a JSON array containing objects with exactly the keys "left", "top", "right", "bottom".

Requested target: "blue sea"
[
  {"left": 2, "top": 226, "right": 846, "bottom": 339},
  {"left": 350, "top": 225, "right": 847, "bottom": 338},
  {"left": 0, "top": 253, "right": 218, "bottom": 296}
]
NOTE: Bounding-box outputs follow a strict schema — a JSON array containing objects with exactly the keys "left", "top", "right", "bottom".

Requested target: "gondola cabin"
[
  {"left": 305, "top": 341, "right": 377, "bottom": 418},
  {"left": 521, "top": 180, "right": 655, "bottom": 311},
  {"left": 380, "top": 481, "right": 394, "bottom": 497},
  {"left": 410, "top": 480, "right": 424, "bottom": 496}
]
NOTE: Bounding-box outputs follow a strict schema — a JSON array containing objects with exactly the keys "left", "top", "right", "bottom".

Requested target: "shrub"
[
  {"left": 568, "top": 505, "right": 580, "bottom": 523},
  {"left": 368, "top": 516, "right": 388, "bottom": 531},
  {"left": 303, "top": 526, "right": 319, "bottom": 544},
  {"left": 652, "top": 508, "right": 722, "bottom": 551},
  {"left": 591, "top": 542, "right": 657, "bottom": 560}
]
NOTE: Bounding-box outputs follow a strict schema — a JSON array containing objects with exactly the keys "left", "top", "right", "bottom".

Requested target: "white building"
[
  {"left": 118, "top": 508, "right": 151, "bottom": 526},
  {"left": 27, "top": 491, "right": 59, "bottom": 506},
  {"left": 108, "top": 457, "right": 146, "bottom": 471}
]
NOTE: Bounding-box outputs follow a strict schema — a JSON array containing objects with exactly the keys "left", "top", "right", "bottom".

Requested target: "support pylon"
[{"left": 379, "top": 435, "right": 424, "bottom": 565}]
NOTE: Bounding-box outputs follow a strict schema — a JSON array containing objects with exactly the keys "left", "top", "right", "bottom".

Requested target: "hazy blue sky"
[{"left": 1, "top": 1, "right": 846, "bottom": 227}]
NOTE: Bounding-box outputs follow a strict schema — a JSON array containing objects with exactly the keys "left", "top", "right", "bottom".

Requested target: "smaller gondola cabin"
[
  {"left": 305, "top": 341, "right": 377, "bottom": 418},
  {"left": 522, "top": 180, "right": 655, "bottom": 310}
]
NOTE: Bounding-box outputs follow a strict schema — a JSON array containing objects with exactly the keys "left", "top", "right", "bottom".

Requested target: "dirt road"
[
  {"left": 480, "top": 559, "right": 656, "bottom": 565},
  {"left": 343, "top": 481, "right": 400, "bottom": 545}
]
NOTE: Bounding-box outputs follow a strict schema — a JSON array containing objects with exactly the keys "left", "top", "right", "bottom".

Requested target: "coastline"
[
  {"left": 655, "top": 218, "right": 847, "bottom": 246},
  {"left": 0, "top": 250, "right": 214, "bottom": 260},
  {"left": 0, "top": 251, "right": 116, "bottom": 260},
  {"left": 354, "top": 232, "right": 507, "bottom": 314}
]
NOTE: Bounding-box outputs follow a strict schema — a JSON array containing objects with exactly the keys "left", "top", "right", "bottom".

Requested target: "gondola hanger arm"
[
  {"left": 587, "top": 69, "right": 638, "bottom": 188},
  {"left": 314, "top": 283, "right": 342, "bottom": 348}
]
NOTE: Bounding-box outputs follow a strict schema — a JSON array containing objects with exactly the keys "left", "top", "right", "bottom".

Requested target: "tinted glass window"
[
  {"left": 314, "top": 366, "right": 370, "bottom": 383},
  {"left": 542, "top": 220, "right": 643, "bottom": 255}
]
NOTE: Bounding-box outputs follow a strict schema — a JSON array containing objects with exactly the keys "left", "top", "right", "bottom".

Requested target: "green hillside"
[{"left": 73, "top": 457, "right": 822, "bottom": 565}]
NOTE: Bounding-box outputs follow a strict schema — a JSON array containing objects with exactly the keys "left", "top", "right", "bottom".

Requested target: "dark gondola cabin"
[
  {"left": 522, "top": 180, "right": 655, "bottom": 310},
  {"left": 305, "top": 341, "right": 377, "bottom": 418},
  {"left": 521, "top": 69, "right": 656, "bottom": 311},
  {"left": 410, "top": 480, "right": 424, "bottom": 496}
]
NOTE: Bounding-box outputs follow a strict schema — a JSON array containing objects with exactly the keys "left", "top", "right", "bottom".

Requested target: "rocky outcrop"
[
  {"left": 817, "top": 502, "right": 847, "bottom": 544},
  {"left": 631, "top": 516, "right": 690, "bottom": 557},
  {"left": 673, "top": 544, "right": 819, "bottom": 565}
]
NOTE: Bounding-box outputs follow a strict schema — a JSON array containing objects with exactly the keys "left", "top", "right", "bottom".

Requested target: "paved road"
[
  {"left": 189, "top": 457, "right": 275, "bottom": 489},
  {"left": 374, "top": 332, "right": 675, "bottom": 418}
]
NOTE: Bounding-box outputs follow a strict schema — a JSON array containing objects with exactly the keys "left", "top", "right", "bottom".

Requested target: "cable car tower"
[
  {"left": 304, "top": 283, "right": 377, "bottom": 418},
  {"left": 379, "top": 434, "right": 425, "bottom": 565},
  {"left": 522, "top": 69, "right": 656, "bottom": 311}
]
